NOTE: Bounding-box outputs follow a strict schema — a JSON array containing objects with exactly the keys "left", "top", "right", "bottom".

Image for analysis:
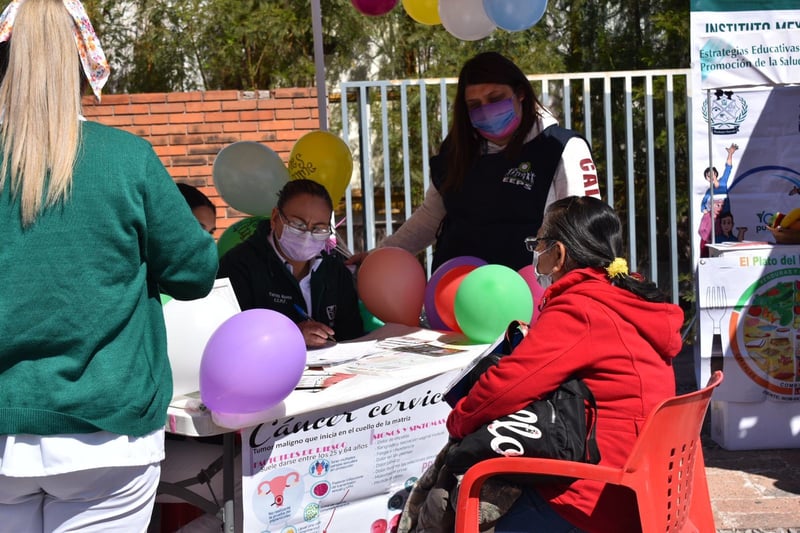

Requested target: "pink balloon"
[
  {"left": 358, "top": 247, "right": 426, "bottom": 327},
  {"left": 424, "top": 256, "right": 487, "bottom": 330},
  {"left": 351, "top": 0, "right": 399, "bottom": 16},
  {"left": 517, "top": 265, "right": 545, "bottom": 324},
  {"left": 200, "top": 309, "right": 306, "bottom": 413}
]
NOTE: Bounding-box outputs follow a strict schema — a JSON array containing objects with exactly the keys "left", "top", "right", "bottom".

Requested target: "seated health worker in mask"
[{"left": 218, "top": 179, "right": 363, "bottom": 347}]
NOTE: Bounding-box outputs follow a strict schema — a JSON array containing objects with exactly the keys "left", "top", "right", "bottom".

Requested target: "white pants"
[{"left": 0, "top": 463, "right": 160, "bottom": 532}]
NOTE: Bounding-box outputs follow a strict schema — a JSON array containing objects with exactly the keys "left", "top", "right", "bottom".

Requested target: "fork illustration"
[{"left": 706, "top": 285, "right": 727, "bottom": 373}]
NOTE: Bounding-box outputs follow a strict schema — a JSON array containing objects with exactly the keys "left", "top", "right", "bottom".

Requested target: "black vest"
[{"left": 430, "top": 125, "right": 583, "bottom": 271}]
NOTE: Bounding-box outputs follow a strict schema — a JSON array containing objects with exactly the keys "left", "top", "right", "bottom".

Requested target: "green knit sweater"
[{"left": 0, "top": 121, "right": 218, "bottom": 437}]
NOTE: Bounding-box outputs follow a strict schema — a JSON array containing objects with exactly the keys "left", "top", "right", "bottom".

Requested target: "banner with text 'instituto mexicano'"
[
  {"left": 690, "top": 0, "right": 800, "bottom": 253},
  {"left": 691, "top": 0, "right": 800, "bottom": 89}
]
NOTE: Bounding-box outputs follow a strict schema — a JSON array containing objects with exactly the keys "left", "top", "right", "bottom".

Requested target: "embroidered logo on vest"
[
  {"left": 501, "top": 161, "right": 537, "bottom": 190},
  {"left": 326, "top": 305, "right": 337, "bottom": 321}
]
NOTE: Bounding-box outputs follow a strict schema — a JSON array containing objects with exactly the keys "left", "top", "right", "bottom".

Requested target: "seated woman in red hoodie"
[{"left": 446, "top": 196, "right": 684, "bottom": 533}]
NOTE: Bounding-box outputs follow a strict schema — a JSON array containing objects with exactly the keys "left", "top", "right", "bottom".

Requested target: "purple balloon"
[
  {"left": 424, "top": 256, "right": 487, "bottom": 331},
  {"left": 200, "top": 309, "right": 306, "bottom": 413},
  {"left": 351, "top": 0, "right": 398, "bottom": 16}
]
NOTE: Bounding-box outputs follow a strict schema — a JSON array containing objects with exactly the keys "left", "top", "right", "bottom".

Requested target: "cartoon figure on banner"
[
  {"left": 700, "top": 143, "right": 738, "bottom": 214},
  {"left": 698, "top": 143, "right": 739, "bottom": 257},
  {"left": 252, "top": 469, "right": 304, "bottom": 525},
  {"left": 258, "top": 471, "right": 300, "bottom": 507},
  {"left": 310, "top": 459, "right": 330, "bottom": 477},
  {"left": 715, "top": 210, "right": 748, "bottom": 243}
]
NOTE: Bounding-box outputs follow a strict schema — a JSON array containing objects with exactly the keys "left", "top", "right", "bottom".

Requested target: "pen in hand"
[{"left": 293, "top": 303, "right": 336, "bottom": 343}]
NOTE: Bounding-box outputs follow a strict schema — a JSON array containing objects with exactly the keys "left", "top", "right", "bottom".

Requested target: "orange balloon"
[
  {"left": 433, "top": 265, "right": 479, "bottom": 332},
  {"left": 357, "top": 247, "right": 426, "bottom": 327}
]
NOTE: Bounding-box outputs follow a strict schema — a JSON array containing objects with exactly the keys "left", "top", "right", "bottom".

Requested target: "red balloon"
[
  {"left": 424, "top": 255, "right": 486, "bottom": 330},
  {"left": 357, "top": 247, "right": 426, "bottom": 327},
  {"left": 351, "top": 0, "right": 399, "bottom": 16},
  {"left": 433, "top": 265, "right": 479, "bottom": 332}
]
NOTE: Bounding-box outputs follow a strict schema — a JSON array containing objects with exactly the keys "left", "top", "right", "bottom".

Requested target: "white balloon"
[
  {"left": 163, "top": 292, "right": 240, "bottom": 397},
  {"left": 439, "top": 0, "right": 496, "bottom": 41},
  {"left": 213, "top": 141, "right": 289, "bottom": 216}
]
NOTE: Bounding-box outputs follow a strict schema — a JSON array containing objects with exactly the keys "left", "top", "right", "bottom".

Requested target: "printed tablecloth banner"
[{"left": 241, "top": 372, "right": 456, "bottom": 532}]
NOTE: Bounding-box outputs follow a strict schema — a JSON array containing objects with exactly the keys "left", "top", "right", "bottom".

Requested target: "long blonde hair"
[{"left": 0, "top": 0, "right": 81, "bottom": 226}]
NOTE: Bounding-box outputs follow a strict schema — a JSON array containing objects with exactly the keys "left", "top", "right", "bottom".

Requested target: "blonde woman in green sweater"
[{"left": 0, "top": 1, "right": 218, "bottom": 531}]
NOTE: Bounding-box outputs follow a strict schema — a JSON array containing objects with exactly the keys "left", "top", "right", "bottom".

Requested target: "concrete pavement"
[{"left": 672, "top": 347, "right": 800, "bottom": 532}]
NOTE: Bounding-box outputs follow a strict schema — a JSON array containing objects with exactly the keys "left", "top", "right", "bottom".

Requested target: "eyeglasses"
[
  {"left": 278, "top": 210, "right": 332, "bottom": 241},
  {"left": 524, "top": 237, "right": 552, "bottom": 252}
]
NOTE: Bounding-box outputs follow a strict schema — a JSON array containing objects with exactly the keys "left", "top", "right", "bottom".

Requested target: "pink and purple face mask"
[{"left": 468, "top": 97, "right": 521, "bottom": 143}]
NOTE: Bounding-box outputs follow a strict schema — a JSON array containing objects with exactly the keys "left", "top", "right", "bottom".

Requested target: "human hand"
[
  {"left": 344, "top": 251, "right": 369, "bottom": 266},
  {"left": 727, "top": 143, "right": 739, "bottom": 156},
  {"left": 297, "top": 320, "right": 337, "bottom": 348}
]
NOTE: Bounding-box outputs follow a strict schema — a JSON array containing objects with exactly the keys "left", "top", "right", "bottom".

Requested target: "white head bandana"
[{"left": 0, "top": 0, "right": 110, "bottom": 101}]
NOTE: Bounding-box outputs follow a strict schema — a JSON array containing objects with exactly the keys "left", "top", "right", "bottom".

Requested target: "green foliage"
[
  {"left": 88, "top": 1, "right": 697, "bottom": 92},
  {"left": 85, "top": 0, "right": 372, "bottom": 91}
]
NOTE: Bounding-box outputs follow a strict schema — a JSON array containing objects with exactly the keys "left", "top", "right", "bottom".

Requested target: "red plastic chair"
[{"left": 454, "top": 371, "right": 723, "bottom": 533}]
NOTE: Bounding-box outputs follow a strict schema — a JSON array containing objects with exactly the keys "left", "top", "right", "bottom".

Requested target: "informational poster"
[
  {"left": 698, "top": 248, "right": 800, "bottom": 402},
  {"left": 689, "top": 86, "right": 800, "bottom": 252},
  {"left": 690, "top": 1, "right": 800, "bottom": 255},
  {"left": 240, "top": 372, "right": 456, "bottom": 533}
]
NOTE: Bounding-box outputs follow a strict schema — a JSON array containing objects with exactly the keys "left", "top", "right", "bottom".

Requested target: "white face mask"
[
  {"left": 532, "top": 246, "right": 554, "bottom": 289},
  {"left": 277, "top": 228, "right": 327, "bottom": 262}
]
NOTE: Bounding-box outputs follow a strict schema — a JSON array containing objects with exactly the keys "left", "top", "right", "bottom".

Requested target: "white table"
[{"left": 163, "top": 324, "right": 495, "bottom": 532}]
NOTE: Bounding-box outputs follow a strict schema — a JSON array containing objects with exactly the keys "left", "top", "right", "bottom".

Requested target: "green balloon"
[
  {"left": 217, "top": 216, "right": 268, "bottom": 259},
  {"left": 454, "top": 264, "right": 533, "bottom": 343},
  {"left": 359, "top": 299, "right": 385, "bottom": 332}
]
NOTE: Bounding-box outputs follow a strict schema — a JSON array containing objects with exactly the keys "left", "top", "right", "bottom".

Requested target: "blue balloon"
[{"left": 482, "top": 0, "right": 547, "bottom": 32}]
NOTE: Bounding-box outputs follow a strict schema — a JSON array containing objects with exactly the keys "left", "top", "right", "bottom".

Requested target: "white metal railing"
[{"left": 335, "top": 69, "right": 693, "bottom": 305}]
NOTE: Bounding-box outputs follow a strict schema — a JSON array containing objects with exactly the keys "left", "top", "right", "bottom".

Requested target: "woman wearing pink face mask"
[
  {"left": 218, "top": 179, "right": 364, "bottom": 347},
  {"left": 348, "top": 52, "right": 600, "bottom": 272}
]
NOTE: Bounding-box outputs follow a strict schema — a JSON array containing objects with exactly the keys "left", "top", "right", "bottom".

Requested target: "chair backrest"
[
  {"left": 619, "top": 370, "right": 723, "bottom": 532},
  {"left": 454, "top": 371, "right": 723, "bottom": 533}
]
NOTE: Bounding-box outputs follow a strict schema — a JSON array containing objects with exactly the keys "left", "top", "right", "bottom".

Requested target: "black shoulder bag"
[{"left": 445, "top": 321, "right": 600, "bottom": 475}]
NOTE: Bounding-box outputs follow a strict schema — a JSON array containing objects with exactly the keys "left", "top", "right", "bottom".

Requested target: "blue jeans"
[{"left": 494, "top": 487, "right": 586, "bottom": 533}]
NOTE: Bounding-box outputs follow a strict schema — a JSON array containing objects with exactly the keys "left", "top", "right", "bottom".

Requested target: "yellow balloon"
[
  {"left": 288, "top": 131, "right": 353, "bottom": 203},
  {"left": 402, "top": 0, "right": 441, "bottom": 25}
]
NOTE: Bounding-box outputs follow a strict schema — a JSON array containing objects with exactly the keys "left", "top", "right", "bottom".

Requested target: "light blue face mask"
[
  {"left": 532, "top": 246, "right": 554, "bottom": 289},
  {"left": 468, "top": 98, "right": 521, "bottom": 143}
]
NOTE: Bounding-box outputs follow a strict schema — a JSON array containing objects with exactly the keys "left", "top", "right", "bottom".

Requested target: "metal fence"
[{"left": 334, "top": 68, "right": 694, "bottom": 306}]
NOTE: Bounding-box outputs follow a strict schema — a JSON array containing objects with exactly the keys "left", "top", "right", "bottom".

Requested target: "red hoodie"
[{"left": 446, "top": 267, "right": 684, "bottom": 533}]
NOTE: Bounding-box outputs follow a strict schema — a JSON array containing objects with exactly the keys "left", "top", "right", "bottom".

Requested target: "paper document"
[
  {"left": 305, "top": 338, "right": 381, "bottom": 367},
  {"left": 328, "top": 334, "right": 481, "bottom": 376}
]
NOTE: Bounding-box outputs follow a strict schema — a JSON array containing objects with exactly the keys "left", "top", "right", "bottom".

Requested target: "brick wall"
[{"left": 81, "top": 88, "right": 320, "bottom": 238}]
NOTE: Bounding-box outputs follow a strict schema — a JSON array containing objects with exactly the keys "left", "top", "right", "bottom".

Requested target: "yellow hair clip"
[{"left": 605, "top": 257, "right": 629, "bottom": 279}]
